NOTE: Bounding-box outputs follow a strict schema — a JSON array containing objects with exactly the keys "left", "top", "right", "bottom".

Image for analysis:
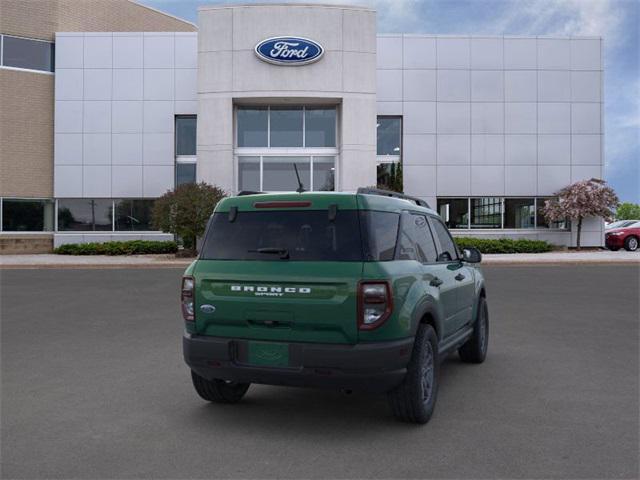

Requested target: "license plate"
[{"left": 247, "top": 341, "right": 289, "bottom": 367}]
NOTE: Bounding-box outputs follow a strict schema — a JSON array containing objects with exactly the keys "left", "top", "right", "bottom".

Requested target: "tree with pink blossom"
[{"left": 543, "top": 178, "right": 619, "bottom": 250}]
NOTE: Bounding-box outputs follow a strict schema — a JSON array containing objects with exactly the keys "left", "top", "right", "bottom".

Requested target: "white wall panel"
[
  {"left": 175, "top": 69, "right": 198, "bottom": 101},
  {"left": 504, "top": 38, "right": 536, "bottom": 69},
  {"left": 571, "top": 135, "right": 601, "bottom": 165},
  {"left": 143, "top": 35, "right": 175, "bottom": 68},
  {"left": 437, "top": 103, "right": 470, "bottom": 134},
  {"left": 437, "top": 166, "right": 470, "bottom": 195},
  {"left": 55, "top": 134, "right": 83, "bottom": 165},
  {"left": 470, "top": 38, "right": 503, "bottom": 69},
  {"left": 83, "top": 101, "right": 111, "bottom": 133},
  {"left": 112, "top": 69, "right": 143, "bottom": 100},
  {"left": 471, "top": 103, "right": 503, "bottom": 134},
  {"left": 538, "top": 135, "right": 570, "bottom": 165},
  {"left": 437, "top": 70, "right": 470, "bottom": 101},
  {"left": 571, "top": 103, "right": 600, "bottom": 134},
  {"left": 471, "top": 71, "right": 503, "bottom": 101},
  {"left": 84, "top": 36, "right": 112, "bottom": 68},
  {"left": 403, "top": 165, "right": 436, "bottom": 197},
  {"left": 471, "top": 165, "right": 504, "bottom": 195},
  {"left": 403, "top": 134, "right": 436, "bottom": 165},
  {"left": 112, "top": 101, "right": 143, "bottom": 133},
  {"left": 436, "top": 38, "right": 470, "bottom": 69},
  {"left": 83, "top": 133, "right": 111, "bottom": 165},
  {"left": 505, "top": 103, "right": 536, "bottom": 134},
  {"left": 571, "top": 71, "right": 601, "bottom": 102},
  {"left": 55, "top": 101, "right": 83, "bottom": 133},
  {"left": 83, "top": 69, "right": 112, "bottom": 101},
  {"left": 403, "top": 70, "right": 436, "bottom": 101},
  {"left": 377, "top": 36, "right": 403, "bottom": 69},
  {"left": 538, "top": 165, "right": 571, "bottom": 195},
  {"left": 376, "top": 70, "right": 403, "bottom": 101},
  {"left": 538, "top": 103, "right": 570, "bottom": 134},
  {"left": 113, "top": 35, "right": 143, "bottom": 68},
  {"left": 505, "top": 165, "right": 537, "bottom": 195},
  {"left": 175, "top": 34, "right": 198, "bottom": 68},
  {"left": 402, "top": 36, "right": 436, "bottom": 69},
  {"left": 571, "top": 39, "right": 601, "bottom": 70},
  {"left": 538, "top": 70, "right": 570, "bottom": 101},
  {"left": 143, "top": 133, "right": 174, "bottom": 165},
  {"left": 112, "top": 165, "right": 143, "bottom": 197},
  {"left": 471, "top": 135, "right": 504, "bottom": 165},
  {"left": 56, "top": 69, "right": 83, "bottom": 100},
  {"left": 83, "top": 165, "right": 111, "bottom": 197},
  {"left": 437, "top": 135, "right": 470, "bottom": 164},
  {"left": 143, "top": 101, "right": 174, "bottom": 133},
  {"left": 505, "top": 135, "right": 536, "bottom": 165},
  {"left": 505, "top": 71, "right": 536, "bottom": 101},
  {"left": 143, "top": 165, "right": 174, "bottom": 197},
  {"left": 55, "top": 35, "right": 84, "bottom": 68},
  {"left": 144, "top": 69, "right": 174, "bottom": 100},
  {"left": 112, "top": 134, "right": 143, "bottom": 165},
  {"left": 537, "top": 39, "right": 570, "bottom": 69},
  {"left": 55, "top": 166, "right": 83, "bottom": 197},
  {"left": 403, "top": 102, "right": 436, "bottom": 134}
]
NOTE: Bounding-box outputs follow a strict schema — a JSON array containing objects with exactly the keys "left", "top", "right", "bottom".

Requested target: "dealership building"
[{"left": 0, "top": 1, "right": 605, "bottom": 252}]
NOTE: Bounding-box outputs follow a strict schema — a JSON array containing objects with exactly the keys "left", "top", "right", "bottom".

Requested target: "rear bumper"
[{"left": 183, "top": 333, "right": 413, "bottom": 393}]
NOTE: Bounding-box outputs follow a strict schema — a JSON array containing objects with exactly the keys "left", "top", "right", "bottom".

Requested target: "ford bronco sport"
[{"left": 182, "top": 188, "right": 488, "bottom": 424}]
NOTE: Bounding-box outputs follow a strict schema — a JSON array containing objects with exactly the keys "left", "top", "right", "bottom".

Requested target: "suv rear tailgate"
[{"left": 194, "top": 260, "right": 361, "bottom": 344}]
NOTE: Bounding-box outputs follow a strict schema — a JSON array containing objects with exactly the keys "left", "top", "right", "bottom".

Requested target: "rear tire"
[
  {"left": 459, "top": 296, "right": 489, "bottom": 364},
  {"left": 191, "top": 371, "right": 250, "bottom": 404},
  {"left": 624, "top": 236, "right": 638, "bottom": 252},
  {"left": 387, "top": 324, "right": 439, "bottom": 424}
]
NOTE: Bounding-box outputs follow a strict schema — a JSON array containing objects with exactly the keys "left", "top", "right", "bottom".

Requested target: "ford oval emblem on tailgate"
[{"left": 200, "top": 304, "right": 216, "bottom": 314}]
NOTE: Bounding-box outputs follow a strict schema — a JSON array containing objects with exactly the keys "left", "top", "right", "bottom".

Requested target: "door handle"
[
  {"left": 455, "top": 273, "right": 466, "bottom": 281},
  {"left": 429, "top": 277, "right": 443, "bottom": 287}
]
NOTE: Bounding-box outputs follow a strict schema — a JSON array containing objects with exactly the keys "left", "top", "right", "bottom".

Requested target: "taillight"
[
  {"left": 181, "top": 276, "right": 195, "bottom": 322},
  {"left": 358, "top": 281, "right": 393, "bottom": 330}
]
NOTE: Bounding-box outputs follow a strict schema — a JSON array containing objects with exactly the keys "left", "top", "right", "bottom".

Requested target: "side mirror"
[{"left": 462, "top": 247, "right": 482, "bottom": 263}]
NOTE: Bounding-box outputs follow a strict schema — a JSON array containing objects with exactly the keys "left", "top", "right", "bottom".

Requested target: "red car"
[{"left": 605, "top": 221, "right": 640, "bottom": 251}]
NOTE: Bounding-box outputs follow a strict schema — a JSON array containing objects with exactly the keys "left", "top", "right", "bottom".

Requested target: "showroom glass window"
[
  {"left": 536, "top": 198, "right": 569, "bottom": 229},
  {"left": 471, "top": 197, "right": 502, "bottom": 229},
  {"left": 437, "top": 198, "right": 469, "bottom": 229},
  {"left": 376, "top": 117, "right": 402, "bottom": 192},
  {"left": 1, "top": 199, "right": 54, "bottom": 231},
  {"left": 504, "top": 198, "right": 535, "bottom": 228},
  {"left": 175, "top": 116, "right": 196, "bottom": 186},
  {"left": 1, "top": 35, "right": 54, "bottom": 72},
  {"left": 57, "top": 199, "right": 112, "bottom": 231},
  {"left": 236, "top": 106, "right": 337, "bottom": 192},
  {"left": 114, "top": 199, "right": 155, "bottom": 231}
]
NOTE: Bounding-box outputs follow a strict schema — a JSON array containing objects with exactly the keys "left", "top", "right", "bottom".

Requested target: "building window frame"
[
  {"left": 376, "top": 116, "right": 403, "bottom": 192},
  {"left": 175, "top": 115, "right": 197, "bottom": 186},
  {"left": 436, "top": 196, "right": 570, "bottom": 230},
  {"left": 0, "top": 34, "right": 55, "bottom": 75},
  {"left": 235, "top": 105, "right": 339, "bottom": 192}
]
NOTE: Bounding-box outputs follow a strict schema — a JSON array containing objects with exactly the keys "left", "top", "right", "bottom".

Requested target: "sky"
[{"left": 141, "top": 0, "right": 639, "bottom": 203}]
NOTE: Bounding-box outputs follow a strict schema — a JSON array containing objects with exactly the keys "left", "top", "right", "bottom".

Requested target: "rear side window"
[
  {"left": 429, "top": 217, "right": 459, "bottom": 261},
  {"left": 360, "top": 211, "right": 400, "bottom": 261},
  {"left": 397, "top": 213, "right": 438, "bottom": 263},
  {"left": 201, "top": 210, "right": 362, "bottom": 261}
]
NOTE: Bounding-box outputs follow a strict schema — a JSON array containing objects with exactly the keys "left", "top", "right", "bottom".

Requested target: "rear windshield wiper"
[{"left": 248, "top": 247, "right": 290, "bottom": 260}]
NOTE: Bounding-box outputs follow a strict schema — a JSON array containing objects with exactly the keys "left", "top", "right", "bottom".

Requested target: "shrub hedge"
[
  {"left": 54, "top": 240, "right": 178, "bottom": 256},
  {"left": 454, "top": 237, "right": 553, "bottom": 254}
]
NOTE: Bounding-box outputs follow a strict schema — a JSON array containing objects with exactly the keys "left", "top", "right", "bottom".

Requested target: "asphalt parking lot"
[{"left": 1, "top": 266, "right": 638, "bottom": 479}]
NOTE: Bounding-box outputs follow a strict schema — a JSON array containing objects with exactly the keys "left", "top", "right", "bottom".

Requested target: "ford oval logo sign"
[{"left": 255, "top": 36, "right": 324, "bottom": 66}]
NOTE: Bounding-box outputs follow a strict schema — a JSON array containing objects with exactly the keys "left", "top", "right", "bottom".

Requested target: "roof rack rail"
[
  {"left": 237, "top": 190, "right": 265, "bottom": 196},
  {"left": 356, "top": 187, "right": 431, "bottom": 209}
]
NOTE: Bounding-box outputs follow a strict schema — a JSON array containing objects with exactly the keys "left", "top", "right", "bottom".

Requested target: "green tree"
[
  {"left": 152, "top": 182, "right": 226, "bottom": 253},
  {"left": 616, "top": 202, "right": 640, "bottom": 220}
]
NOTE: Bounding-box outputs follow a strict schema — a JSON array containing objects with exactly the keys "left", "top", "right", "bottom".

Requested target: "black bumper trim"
[{"left": 183, "top": 334, "right": 414, "bottom": 393}]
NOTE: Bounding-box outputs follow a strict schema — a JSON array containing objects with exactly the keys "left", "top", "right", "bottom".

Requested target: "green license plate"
[{"left": 247, "top": 341, "right": 289, "bottom": 367}]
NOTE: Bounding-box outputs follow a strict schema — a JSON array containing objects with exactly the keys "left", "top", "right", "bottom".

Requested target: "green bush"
[
  {"left": 454, "top": 237, "right": 553, "bottom": 254},
  {"left": 54, "top": 240, "right": 178, "bottom": 256}
]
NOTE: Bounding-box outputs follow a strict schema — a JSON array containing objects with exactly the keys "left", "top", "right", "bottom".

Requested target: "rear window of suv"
[
  {"left": 201, "top": 209, "right": 403, "bottom": 262},
  {"left": 201, "top": 210, "right": 363, "bottom": 261}
]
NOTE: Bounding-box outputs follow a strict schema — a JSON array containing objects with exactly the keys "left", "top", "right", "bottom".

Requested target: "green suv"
[{"left": 182, "top": 189, "right": 488, "bottom": 423}]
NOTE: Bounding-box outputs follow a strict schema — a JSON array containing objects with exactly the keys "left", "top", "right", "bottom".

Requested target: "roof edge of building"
[{"left": 128, "top": 0, "right": 198, "bottom": 30}]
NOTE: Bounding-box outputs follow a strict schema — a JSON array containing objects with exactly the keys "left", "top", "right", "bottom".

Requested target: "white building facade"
[{"left": 51, "top": 3, "right": 604, "bottom": 247}]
